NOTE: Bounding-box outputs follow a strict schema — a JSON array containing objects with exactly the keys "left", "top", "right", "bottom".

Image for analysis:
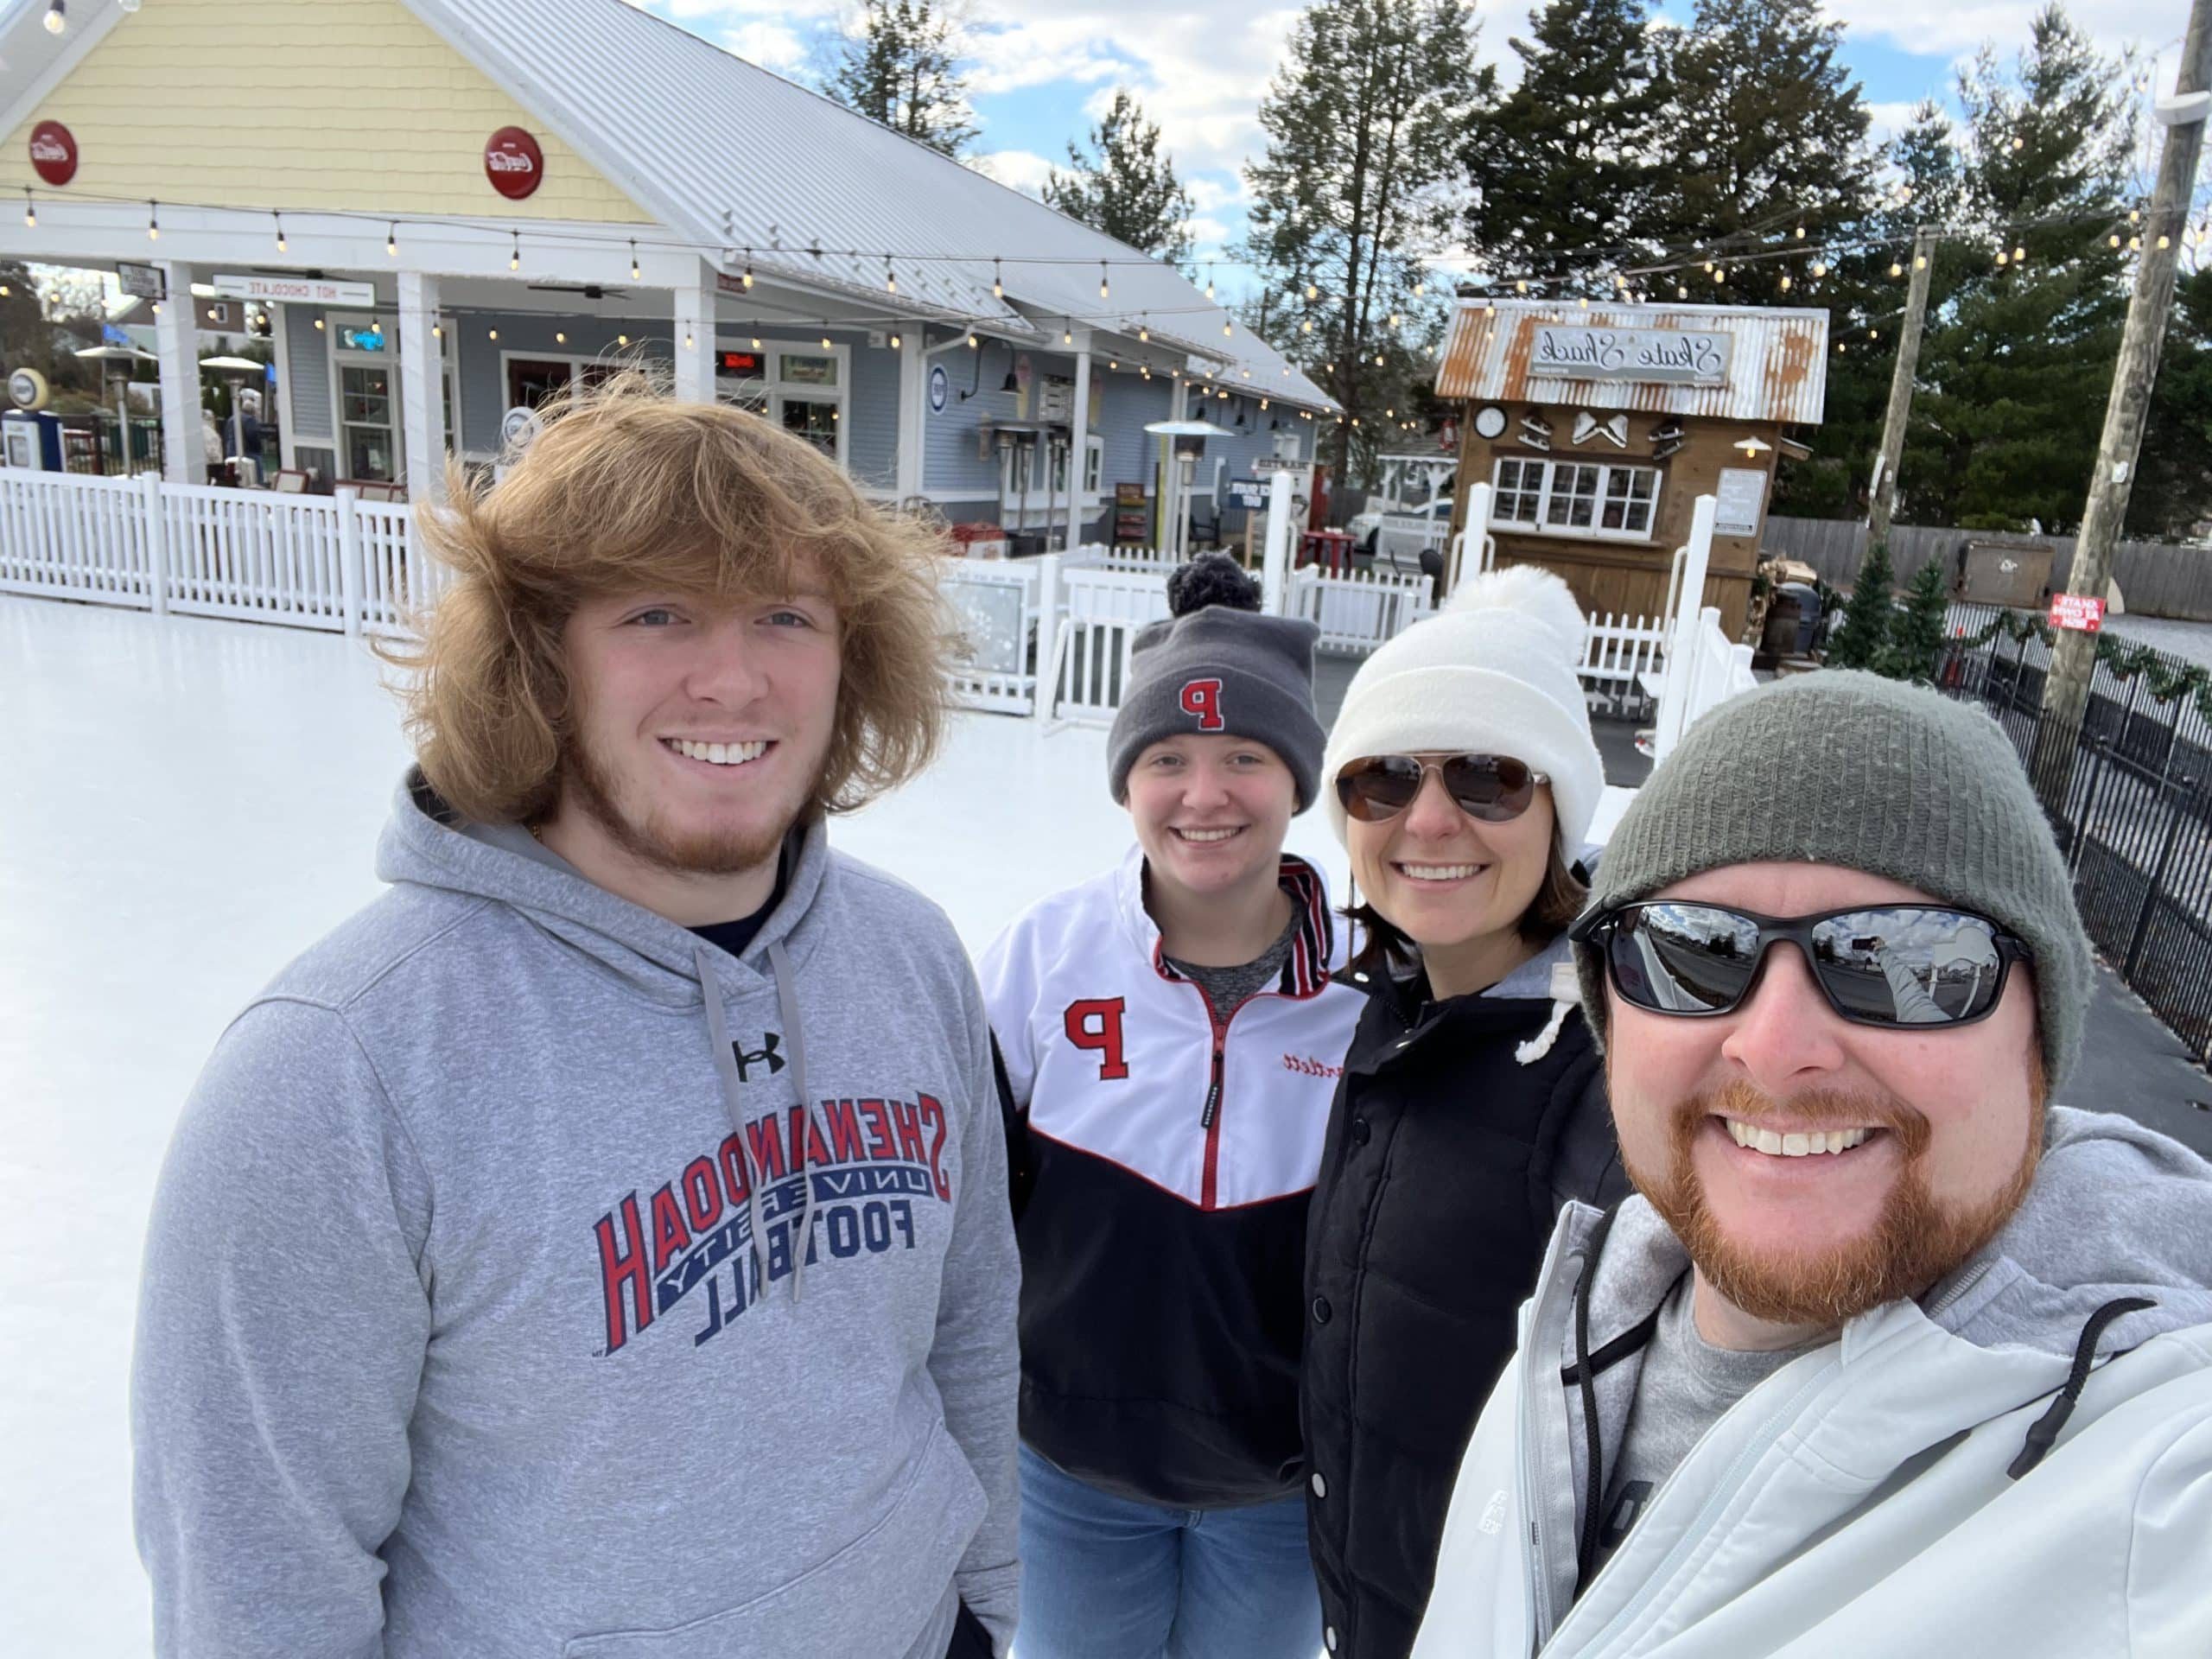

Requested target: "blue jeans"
[{"left": 1016, "top": 1444, "right": 1322, "bottom": 1659}]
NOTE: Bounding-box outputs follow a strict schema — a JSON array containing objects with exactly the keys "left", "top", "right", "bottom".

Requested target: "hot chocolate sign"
[{"left": 1529, "top": 325, "right": 1732, "bottom": 386}]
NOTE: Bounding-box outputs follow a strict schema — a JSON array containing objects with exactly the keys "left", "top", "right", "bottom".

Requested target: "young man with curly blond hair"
[{"left": 131, "top": 380, "right": 1020, "bottom": 1659}]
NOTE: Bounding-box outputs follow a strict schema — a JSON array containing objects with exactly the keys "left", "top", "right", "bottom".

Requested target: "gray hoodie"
[{"left": 132, "top": 772, "right": 1020, "bottom": 1659}]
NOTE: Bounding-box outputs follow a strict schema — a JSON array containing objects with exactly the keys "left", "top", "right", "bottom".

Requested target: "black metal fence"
[{"left": 1936, "top": 607, "right": 2212, "bottom": 1065}]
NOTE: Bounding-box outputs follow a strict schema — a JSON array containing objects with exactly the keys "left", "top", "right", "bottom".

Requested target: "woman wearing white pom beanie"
[{"left": 1300, "top": 565, "right": 1630, "bottom": 1659}]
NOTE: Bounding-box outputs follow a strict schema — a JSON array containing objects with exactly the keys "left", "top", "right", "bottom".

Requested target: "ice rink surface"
[{"left": 0, "top": 594, "right": 1630, "bottom": 1653}]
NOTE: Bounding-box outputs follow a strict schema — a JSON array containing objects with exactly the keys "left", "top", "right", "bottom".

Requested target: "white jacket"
[{"left": 1413, "top": 1107, "right": 2212, "bottom": 1658}]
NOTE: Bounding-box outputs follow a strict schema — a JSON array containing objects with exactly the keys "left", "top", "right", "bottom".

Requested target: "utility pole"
[
  {"left": 1867, "top": 226, "right": 1938, "bottom": 553},
  {"left": 2036, "top": 0, "right": 2212, "bottom": 812}
]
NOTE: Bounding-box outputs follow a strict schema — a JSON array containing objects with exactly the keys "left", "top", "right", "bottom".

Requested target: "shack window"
[{"left": 1491, "top": 458, "right": 1661, "bottom": 542}]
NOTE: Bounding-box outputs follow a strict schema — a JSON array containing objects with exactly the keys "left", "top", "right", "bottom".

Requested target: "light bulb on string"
[
  {"left": 1413, "top": 281, "right": 1424, "bottom": 296},
  {"left": 22, "top": 189, "right": 34, "bottom": 230},
  {"left": 556, "top": 331, "right": 566, "bottom": 344},
  {"left": 2130, "top": 236, "right": 2142, "bottom": 251},
  {"left": 2014, "top": 245, "right": 2025, "bottom": 262},
  {"left": 821, "top": 335, "right": 831, "bottom": 349},
  {"left": 1099, "top": 263, "right": 1110, "bottom": 301},
  {"left": 890, "top": 332, "right": 903, "bottom": 349},
  {"left": 147, "top": 202, "right": 160, "bottom": 241},
  {"left": 1205, "top": 266, "right": 1216, "bottom": 301},
  {"left": 387, "top": 223, "right": 398, "bottom": 257},
  {"left": 314, "top": 318, "right": 325, "bottom": 331},
  {"left": 1795, "top": 225, "right": 1806, "bottom": 238},
  {"left": 42, "top": 1, "right": 64, "bottom": 36},
  {"left": 751, "top": 337, "right": 760, "bottom": 349},
  {"left": 1889, "top": 259, "right": 1903, "bottom": 277},
  {"left": 1812, "top": 261, "right": 1827, "bottom": 277},
  {"left": 683, "top": 332, "right": 693, "bottom": 349},
  {"left": 618, "top": 334, "right": 629, "bottom": 346},
  {"left": 968, "top": 334, "right": 978, "bottom": 348},
  {"left": 511, "top": 232, "right": 521, "bottom": 272},
  {"left": 1677, "top": 284, "right": 1689, "bottom": 299},
  {"left": 742, "top": 260, "right": 753, "bottom": 289},
  {"left": 1997, "top": 250, "right": 2009, "bottom": 267},
  {"left": 1914, "top": 253, "right": 1927, "bottom": 270},
  {"left": 488, "top": 327, "right": 499, "bottom": 341},
  {"left": 2159, "top": 234, "right": 2171, "bottom": 250},
  {"left": 276, "top": 213, "right": 288, "bottom": 254},
  {"left": 630, "top": 241, "right": 641, "bottom": 281},
  {"left": 2131, "top": 208, "right": 2141, "bottom": 225},
  {"left": 1063, "top": 322, "right": 1073, "bottom": 345},
  {"left": 1300, "top": 319, "right": 1313, "bottom": 334},
  {"left": 886, "top": 263, "right": 896, "bottom": 295},
  {"left": 1306, "top": 282, "right": 1319, "bottom": 301},
  {"left": 1779, "top": 273, "right": 1792, "bottom": 292},
  {"left": 2111, "top": 233, "right": 2122, "bottom": 248},
  {"left": 1516, "top": 279, "right": 1528, "bottom": 294}
]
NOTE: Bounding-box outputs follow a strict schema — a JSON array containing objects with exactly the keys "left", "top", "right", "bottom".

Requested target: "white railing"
[
  {"left": 1649, "top": 496, "right": 1757, "bottom": 760},
  {"left": 1042, "top": 565, "right": 1173, "bottom": 728},
  {"left": 1287, "top": 563, "right": 1436, "bottom": 653},
  {"left": 0, "top": 468, "right": 447, "bottom": 639},
  {"left": 1064, "top": 543, "right": 1182, "bottom": 575},
  {"left": 1581, "top": 613, "right": 1669, "bottom": 712}
]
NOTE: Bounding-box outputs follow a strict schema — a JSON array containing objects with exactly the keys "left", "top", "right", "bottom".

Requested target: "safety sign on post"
[{"left": 2048, "top": 594, "right": 2106, "bottom": 633}]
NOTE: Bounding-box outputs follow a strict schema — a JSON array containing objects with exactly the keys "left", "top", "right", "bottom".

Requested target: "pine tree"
[
  {"left": 1462, "top": 0, "right": 1670, "bottom": 292},
  {"left": 1241, "top": 0, "right": 1485, "bottom": 482},
  {"left": 1880, "top": 558, "right": 1951, "bottom": 683},
  {"left": 2128, "top": 265, "right": 2212, "bottom": 537},
  {"left": 1649, "top": 0, "right": 1873, "bottom": 306},
  {"left": 1776, "top": 99, "right": 1966, "bottom": 518},
  {"left": 1905, "top": 5, "right": 2137, "bottom": 533},
  {"left": 824, "top": 0, "right": 976, "bottom": 157},
  {"left": 1823, "top": 538, "right": 1894, "bottom": 670},
  {"left": 1043, "top": 90, "right": 1196, "bottom": 264}
]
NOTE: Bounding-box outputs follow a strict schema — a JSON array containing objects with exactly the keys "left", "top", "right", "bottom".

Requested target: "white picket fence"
[
  {"left": 1, "top": 468, "right": 1691, "bottom": 737},
  {"left": 0, "top": 467, "right": 445, "bottom": 638}
]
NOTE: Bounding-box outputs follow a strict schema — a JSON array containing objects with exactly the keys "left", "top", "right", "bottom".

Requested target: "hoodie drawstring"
[
  {"left": 1516, "top": 999, "right": 1575, "bottom": 1065},
  {"left": 766, "top": 938, "right": 814, "bottom": 1304},
  {"left": 696, "top": 945, "right": 776, "bottom": 1301},
  {"left": 2006, "top": 1294, "right": 2157, "bottom": 1479}
]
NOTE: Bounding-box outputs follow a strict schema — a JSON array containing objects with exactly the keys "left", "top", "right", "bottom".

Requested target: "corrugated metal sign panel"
[{"left": 1435, "top": 300, "right": 1829, "bottom": 425}]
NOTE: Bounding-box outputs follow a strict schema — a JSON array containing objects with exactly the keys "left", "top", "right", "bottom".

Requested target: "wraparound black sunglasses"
[{"left": 1568, "top": 900, "right": 2032, "bottom": 1030}]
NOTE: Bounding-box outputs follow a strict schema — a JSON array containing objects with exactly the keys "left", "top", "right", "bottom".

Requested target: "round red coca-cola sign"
[
  {"left": 483, "top": 127, "right": 543, "bottom": 200},
  {"left": 29, "top": 121, "right": 77, "bottom": 188}
]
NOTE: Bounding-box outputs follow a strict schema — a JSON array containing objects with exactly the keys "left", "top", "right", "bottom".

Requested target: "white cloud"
[
  {"left": 1823, "top": 0, "right": 2171, "bottom": 60},
  {"left": 723, "top": 20, "right": 810, "bottom": 69},
  {"left": 1185, "top": 175, "right": 1243, "bottom": 214},
  {"left": 1864, "top": 100, "right": 1928, "bottom": 145},
  {"left": 969, "top": 149, "right": 1060, "bottom": 195}
]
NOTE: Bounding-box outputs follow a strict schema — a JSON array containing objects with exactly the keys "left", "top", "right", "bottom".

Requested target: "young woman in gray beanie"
[
  {"left": 1301, "top": 564, "right": 1630, "bottom": 1659},
  {"left": 978, "top": 554, "right": 1365, "bottom": 1658}
]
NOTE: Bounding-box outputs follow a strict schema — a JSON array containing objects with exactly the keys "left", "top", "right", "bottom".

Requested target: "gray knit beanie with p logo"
[{"left": 1106, "top": 554, "right": 1326, "bottom": 811}]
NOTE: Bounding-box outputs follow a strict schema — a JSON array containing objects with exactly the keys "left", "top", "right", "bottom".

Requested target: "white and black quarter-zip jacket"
[{"left": 980, "top": 847, "right": 1366, "bottom": 1508}]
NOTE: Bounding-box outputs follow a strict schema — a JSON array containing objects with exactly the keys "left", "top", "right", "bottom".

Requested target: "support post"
[
  {"left": 2037, "top": 0, "right": 2212, "bottom": 811},
  {"left": 1262, "top": 469, "right": 1294, "bottom": 614},
  {"left": 154, "top": 261, "right": 204, "bottom": 486},
  {"left": 337, "top": 486, "right": 365, "bottom": 639},
  {"left": 671, "top": 264, "right": 717, "bottom": 405},
  {"left": 1867, "top": 226, "right": 1937, "bottom": 550},
  {"left": 1065, "top": 332, "right": 1092, "bottom": 553},
  {"left": 1031, "top": 552, "right": 1062, "bottom": 720},
  {"left": 396, "top": 272, "right": 446, "bottom": 504},
  {"left": 896, "top": 331, "right": 925, "bottom": 504},
  {"left": 1655, "top": 495, "right": 1719, "bottom": 762},
  {"left": 139, "top": 470, "right": 168, "bottom": 614}
]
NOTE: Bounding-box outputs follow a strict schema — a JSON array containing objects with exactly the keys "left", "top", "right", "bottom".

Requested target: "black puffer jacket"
[{"left": 1301, "top": 947, "right": 1629, "bottom": 1659}]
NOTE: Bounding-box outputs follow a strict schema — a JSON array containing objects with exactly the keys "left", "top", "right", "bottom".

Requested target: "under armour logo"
[{"left": 733, "top": 1032, "right": 786, "bottom": 1083}]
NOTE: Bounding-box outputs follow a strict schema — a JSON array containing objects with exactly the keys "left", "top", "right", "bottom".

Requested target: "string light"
[
  {"left": 885, "top": 262, "right": 897, "bottom": 295},
  {"left": 2014, "top": 245, "right": 2025, "bottom": 262},
  {"left": 968, "top": 333, "right": 979, "bottom": 348},
  {"left": 2012, "top": 135, "right": 2025, "bottom": 151},
  {"left": 314, "top": 318, "right": 325, "bottom": 331},
  {"left": 488, "top": 327, "right": 499, "bottom": 340},
  {"left": 42, "top": 1, "right": 64, "bottom": 35},
  {"left": 556, "top": 331, "right": 566, "bottom": 344},
  {"left": 1914, "top": 253, "right": 1927, "bottom": 270},
  {"left": 2130, "top": 235, "right": 2142, "bottom": 251},
  {"left": 1223, "top": 319, "right": 1233, "bottom": 337},
  {"left": 2158, "top": 233, "right": 2171, "bottom": 250},
  {"left": 890, "top": 331, "right": 902, "bottom": 349},
  {"left": 618, "top": 334, "right": 629, "bottom": 346},
  {"left": 387, "top": 222, "right": 398, "bottom": 257},
  {"left": 21, "top": 189, "right": 33, "bottom": 230},
  {"left": 1779, "top": 273, "right": 1792, "bottom": 292},
  {"left": 743, "top": 260, "right": 753, "bottom": 289},
  {"left": 275, "top": 213, "right": 287, "bottom": 253},
  {"left": 630, "top": 240, "right": 641, "bottom": 281},
  {"left": 1205, "top": 267, "right": 1216, "bottom": 301},
  {"left": 1063, "top": 322, "right": 1073, "bottom": 344},
  {"left": 683, "top": 331, "right": 694, "bottom": 348},
  {"left": 147, "top": 201, "right": 159, "bottom": 241},
  {"left": 1677, "top": 284, "right": 1689, "bottom": 299},
  {"left": 1413, "top": 281, "right": 1424, "bottom": 296},
  {"left": 1140, "top": 321, "right": 1150, "bottom": 341},
  {"left": 1300, "top": 319, "right": 1313, "bottom": 334},
  {"left": 1795, "top": 225, "right": 1806, "bottom": 238},
  {"left": 993, "top": 258, "right": 1003, "bottom": 299},
  {"left": 511, "top": 232, "right": 521, "bottom": 272},
  {"left": 1099, "top": 263, "right": 1110, "bottom": 301},
  {"left": 1812, "top": 261, "right": 1827, "bottom": 277},
  {"left": 1516, "top": 279, "right": 1529, "bottom": 294},
  {"left": 821, "top": 334, "right": 831, "bottom": 348},
  {"left": 2131, "top": 208, "right": 2141, "bottom": 224},
  {"left": 750, "top": 336, "right": 760, "bottom": 349},
  {"left": 1997, "top": 250, "right": 2009, "bottom": 267},
  {"left": 431, "top": 324, "right": 442, "bottom": 340}
]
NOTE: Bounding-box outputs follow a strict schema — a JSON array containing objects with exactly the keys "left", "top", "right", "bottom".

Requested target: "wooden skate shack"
[{"left": 1438, "top": 299, "right": 1828, "bottom": 637}]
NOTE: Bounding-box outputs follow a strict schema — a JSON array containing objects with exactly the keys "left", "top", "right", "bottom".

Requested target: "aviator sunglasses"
[
  {"left": 1335, "top": 753, "right": 1550, "bottom": 824},
  {"left": 1568, "top": 900, "right": 2032, "bottom": 1031}
]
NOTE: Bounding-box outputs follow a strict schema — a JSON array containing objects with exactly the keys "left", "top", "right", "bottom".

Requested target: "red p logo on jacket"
[
  {"left": 1180, "top": 677, "right": 1224, "bottom": 732},
  {"left": 1065, "top": 998, "right": 1129, "bottom": 1080}
]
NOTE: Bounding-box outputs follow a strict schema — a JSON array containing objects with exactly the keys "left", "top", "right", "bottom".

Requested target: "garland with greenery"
[{"left": 1960, "top": 610, "right": 2212, "bottom": 726}]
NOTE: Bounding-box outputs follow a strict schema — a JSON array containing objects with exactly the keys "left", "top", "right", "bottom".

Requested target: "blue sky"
[{"left": 631, "top": 0, "right": 2180, "bottom": 287}]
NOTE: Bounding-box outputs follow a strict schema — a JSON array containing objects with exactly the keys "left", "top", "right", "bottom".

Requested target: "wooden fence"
[{"left": 1760, "top": 517, "right": 2212, "bottom": 622}]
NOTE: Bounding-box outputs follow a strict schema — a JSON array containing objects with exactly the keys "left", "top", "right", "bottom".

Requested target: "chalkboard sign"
[{"left": 1225, "top": 478, "right": 1269, "bottom": 511}]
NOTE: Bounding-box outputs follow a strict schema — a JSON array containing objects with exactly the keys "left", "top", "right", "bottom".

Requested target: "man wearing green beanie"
[{"left": 1411, "top": 671, "right": 2212, "bottom": 1659}]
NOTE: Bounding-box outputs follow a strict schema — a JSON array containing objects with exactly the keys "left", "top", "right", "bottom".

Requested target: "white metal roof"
[
  {"left": 1436, "top": 299, "right": 1829, "bottom": 425},
  {"left": 402, "top": 0, "right": 1335, "bottom": 410}
]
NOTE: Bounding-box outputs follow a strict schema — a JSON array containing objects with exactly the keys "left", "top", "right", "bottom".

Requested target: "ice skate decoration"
[
  {"left": 1517, "top": 411, "right": 1553, "bottom": 452},
  {"left": 1572, "top": 410, "right": 1630, "bottom": 448},
  {"left": 1649, "top": 416, "right": 1686, "bottom": 460}
]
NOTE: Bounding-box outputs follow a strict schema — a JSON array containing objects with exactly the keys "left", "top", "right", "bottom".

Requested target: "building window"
[
  {"left": 340, "top": 364, "right": 397, "bottom": 482},
  {"left": 715, "top": 338, "right": 848, "bottom": 464},
  {"left": 1491, "top": 457, "right": 1659, "bottom": 539},
  {"left": 1084, "top": 435, "right": 1105, "bottom": 494}
]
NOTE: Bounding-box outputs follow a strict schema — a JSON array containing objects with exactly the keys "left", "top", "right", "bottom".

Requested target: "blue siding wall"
[{"left": 845, "top": 334, "right": 899, "bottom": 492}]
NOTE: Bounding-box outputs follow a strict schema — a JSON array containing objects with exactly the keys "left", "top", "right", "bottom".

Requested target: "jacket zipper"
[{"left": 1196, "top": 994, "right": 1252, "bottom": 1211}]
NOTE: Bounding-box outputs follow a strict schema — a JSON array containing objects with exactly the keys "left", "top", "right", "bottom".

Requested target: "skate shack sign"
[{"left": 1529, "top": 324, "right": 1733, "bottom": 387}]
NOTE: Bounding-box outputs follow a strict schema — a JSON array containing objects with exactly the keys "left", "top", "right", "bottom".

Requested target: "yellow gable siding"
[{"left": 0, "top": 0, "right": 652, "bottom": 224}]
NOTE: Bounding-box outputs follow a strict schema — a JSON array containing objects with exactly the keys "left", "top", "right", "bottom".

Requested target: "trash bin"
[{"left": 1762, "top": 582, "right": 1820, "bottom": 658}]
